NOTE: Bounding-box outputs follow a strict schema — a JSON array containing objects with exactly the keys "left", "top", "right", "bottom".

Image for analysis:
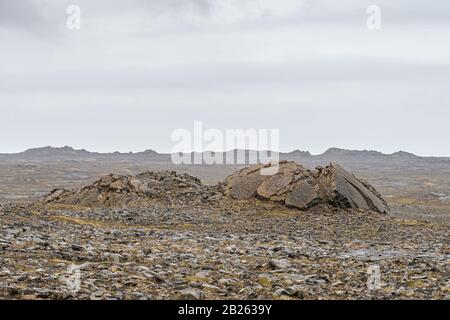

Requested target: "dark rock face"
[
  {"left": 223, "top": 161, "right": 390, "bottom": 213},
  {"left": 323, "top": 164, "right": 388, "bottom": 212},
  {"left": 285, "top": 181, "right": 320, "bottom": 210}
]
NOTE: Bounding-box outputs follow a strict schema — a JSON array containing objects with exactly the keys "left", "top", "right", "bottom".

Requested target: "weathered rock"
[
  {"left": 285, "top": 181, "right": 320, "bottom": 210},
  {"left": 257, "top": 174, "right": 292, "bottom": 199},
  {"left": 223, "top": 161, "right": 390, "bottom": 213},
  {"left": 269, "top": 259, "right": 291, "bottom": 270},
  {"left": 224, "top": 161, "right": 308, "bottom": 201},
  {"left": 178, "top": 288, "right": 205, "bottom": 300},
  {"left": 224, "top": 164, "right": 264, "bottom": 200},
  {"left": 318, "top": 164, "right": 389, "bottom": 213},
  {"left": 41, "top": 171, "right": 214, "bottom": 208},
  {"left": 41, "top": 163, "right": 388, "bottom": 213}
]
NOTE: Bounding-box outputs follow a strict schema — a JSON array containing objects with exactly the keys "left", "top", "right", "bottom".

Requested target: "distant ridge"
[
  {"left": 390, "top": 151, "right": 419, "bottom": 159},
  {"left": 0, "top": 146, "right": 447, "bottom": 162},
  {"left": 0, "top": 146, "right": 167, "bottom": 161},
  {"left": 284, "top": 149, "right": 312, "bottom": 157},
  {"left": 320, "top": 147, "right": 384, "bottom": 157},
  {"left": 21, "top": 146, "right": 95, "bottom": 158},
  {"left": 316, "top": 147, "right": 420, "bottom": 160}
]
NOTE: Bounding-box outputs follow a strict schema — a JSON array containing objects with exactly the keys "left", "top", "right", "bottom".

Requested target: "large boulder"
[
  {"left": 223, "top": 161, "right": 390, "bottom": 213},
  {"left": 285, "top": 180, "right": 321, "bottom": 210}
]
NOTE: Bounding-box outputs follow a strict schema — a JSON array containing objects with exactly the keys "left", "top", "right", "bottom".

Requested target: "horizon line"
[{"left": 1, "top": 145, "right": 449, "bottom": 158}]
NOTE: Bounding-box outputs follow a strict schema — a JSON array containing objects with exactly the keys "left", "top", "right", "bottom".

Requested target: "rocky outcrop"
[
  {"left": 42, "top": 171, "right": 218, "bottom": 208},
  {"left": 41, "top": 162, "right": 389, "bottom": 213},
  {"left": 223, "top": 161, "right": 390, "bottom": 213}
]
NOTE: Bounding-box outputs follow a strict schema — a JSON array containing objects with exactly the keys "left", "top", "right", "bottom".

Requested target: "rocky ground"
[
  {"left": 0, "top": 198, "right": 448, "bottom": 300},
  {"left": 0, "top": 163, "right": 448, "bottom": 300}
]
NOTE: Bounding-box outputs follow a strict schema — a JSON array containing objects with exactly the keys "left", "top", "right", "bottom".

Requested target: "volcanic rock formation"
[
  {"left": 223, "top": 161, "right": 390, "bottom": 213},
  {"left": 41, "top": 162, "right": 389, "bottom": 213},
  {"left": 42, "top": 171, "right": 218, "bottom": 208}
]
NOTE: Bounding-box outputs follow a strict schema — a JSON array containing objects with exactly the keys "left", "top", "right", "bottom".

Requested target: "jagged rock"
[
  {"left": 41, "top": 171, "right": 213, "bottom": 208},
  {"left": 285, "top": 180, "right": 320, "bottom": 210},
  {"left": 223, "top": 161, "right": 390, "bottom": 213},
  {"left": 225, "top": 161, "right": 308, "bottom": 201},
  {"left": 226, "top": 164, "right": 266, "bottom": 200},
  {"left": 41, "top": 162, "right": 389, "bottom": 213},
  {"left": 317, "top": 164, "right": 389, "bottom": 213},
  {"left": 256, "top": 174, "right": 293, "bottom": 199}
]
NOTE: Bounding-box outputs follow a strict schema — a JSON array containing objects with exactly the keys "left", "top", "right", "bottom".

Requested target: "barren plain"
[{"left": 0, "top": 147, "right": 448, "bottom": 299}]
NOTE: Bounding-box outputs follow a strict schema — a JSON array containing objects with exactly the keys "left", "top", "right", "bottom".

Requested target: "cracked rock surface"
[{"left": 223, "top": 161, "right": 390, "bottom": 213}]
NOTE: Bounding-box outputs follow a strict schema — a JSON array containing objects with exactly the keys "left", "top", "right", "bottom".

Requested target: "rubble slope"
[{"left": 41, "top": 171, "right": 219, "bottom": 208}]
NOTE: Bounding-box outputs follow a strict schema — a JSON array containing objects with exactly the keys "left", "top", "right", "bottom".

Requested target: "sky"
[{"left": 0, "top": 0, "right": 449, "bottom": 156}]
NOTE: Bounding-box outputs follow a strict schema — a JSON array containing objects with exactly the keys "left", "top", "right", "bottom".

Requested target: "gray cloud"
[
  {"left": 0, "top": 0, "right": 64, "bottom": 35},
  {"left": 2, "top": 0, "right": 449, "bottom": 34},
  {"left": 2, "top": 58, "right": 449, "bottom": 93},
  {"left": 0, "top": 0, "right": 449, "bottom": 155}
]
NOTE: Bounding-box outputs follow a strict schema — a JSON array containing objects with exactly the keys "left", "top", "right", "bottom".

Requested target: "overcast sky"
[{"left": 0, "top": 0, "right": 449, "bottom": 156}]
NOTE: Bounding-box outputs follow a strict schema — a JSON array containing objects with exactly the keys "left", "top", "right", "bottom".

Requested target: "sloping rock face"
[
  {"left": 223, "top": 161, "right": 390, "bottom": 213},
  {"left": 42, "top": 171, "right": 217, "bottom": 208}
]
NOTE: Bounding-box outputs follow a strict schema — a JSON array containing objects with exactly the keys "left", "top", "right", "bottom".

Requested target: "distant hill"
[
  {"left": 320, "top": 147, "right": 384, "bottom": 158},
  {"left": 0, "top": 146, "right": 447, "bottom": 164},
  {"left": 280, "top": 147, "right": 434, "bottom": 166},
  {"left": 0, "top": 146, "right": 168, "bottom": 161},
  {"left": 20, "top": 146, "right": 96, "bottom": 159},
  {"left": 313, "top": 148, "right": 420, "bottom": 161}
]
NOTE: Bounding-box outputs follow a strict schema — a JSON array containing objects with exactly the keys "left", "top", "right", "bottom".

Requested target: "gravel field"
[{"left": 1, "top": 199, "right": 448, "bottom": 300}]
